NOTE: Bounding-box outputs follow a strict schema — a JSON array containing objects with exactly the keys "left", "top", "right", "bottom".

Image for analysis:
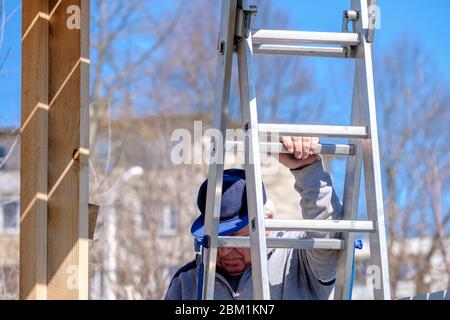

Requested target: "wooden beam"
[
  {"left": 20, "top": 0, "right": 49, "bottom": 301},
  {"left": 20, "top": 0, "right": 90, "bottom": 300}
]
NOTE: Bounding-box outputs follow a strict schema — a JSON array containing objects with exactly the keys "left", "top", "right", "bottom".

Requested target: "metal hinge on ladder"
[
  {"left": 216, "top": 4, "right": 257, "bottom": 55},
  {"left": 342, "top": 10, "right": 359, "bottom": 58},
  {"left": 235, "top": 4, "right": 257, "bottom": 38}
]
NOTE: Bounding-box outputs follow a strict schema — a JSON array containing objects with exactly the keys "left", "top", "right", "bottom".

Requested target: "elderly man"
[{"left": 165, "top": 136, "right": 343, "bottom": 300}]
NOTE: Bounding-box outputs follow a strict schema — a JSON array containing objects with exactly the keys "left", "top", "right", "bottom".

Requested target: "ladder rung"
[
  {"left": 265, "top": 219, "right": 376, "bottom": 233},
  {"left": 258, "top": 124, "right": 368, "bottom": 139},
  {"left": 218, "top": 237, "right": 345, "bottom": 250},
  {"left": 252, "top": 29, "right": 360, "bottom": 46},
  {"left": 253, "top": 44, "right": 353, "bottom": 58},
  {"left": 225, "top": 141, "right": 355, "bottom": 156}
]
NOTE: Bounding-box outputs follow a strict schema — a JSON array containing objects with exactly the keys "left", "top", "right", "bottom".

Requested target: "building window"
[
  {"left": 159, "top": 206, "right": 178, "bottom": 237},
  {"left": 0, "top": 146, "right": 6, "bottom": 170},
  {"left": 2, "top": 201, "right": 19, "bottom": 233}
]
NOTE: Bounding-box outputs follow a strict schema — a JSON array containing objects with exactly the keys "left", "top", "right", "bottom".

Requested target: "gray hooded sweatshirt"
[{"left": 165, "top": 159, "right": 343, "bottom": 300}]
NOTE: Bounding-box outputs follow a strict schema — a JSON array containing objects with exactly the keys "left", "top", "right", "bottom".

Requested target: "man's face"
[
  {"left": 216, "top": 211, "right": 273, "bottom": 277},
  {"left": 216, "top": 227, "right": 252, "bottom": 277}
]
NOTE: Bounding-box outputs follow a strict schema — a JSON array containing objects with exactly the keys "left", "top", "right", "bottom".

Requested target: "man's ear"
[{"left": 265, "top": 211, "right": 274, "bottom": 219}]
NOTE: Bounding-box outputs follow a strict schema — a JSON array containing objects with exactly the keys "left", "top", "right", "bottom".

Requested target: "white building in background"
[
  {"left": 351, "top": 237, "right": 450, "bottom": 299},
  {"left": 0, "top": 129, "right": 20, "bottom": 233},
  {"left": 0, "top": 128, "right": 20, "bottom": 299}
]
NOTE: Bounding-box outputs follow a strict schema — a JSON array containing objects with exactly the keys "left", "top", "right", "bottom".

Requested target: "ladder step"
[
  {"left": 226, "top": 141, "right": 355, "bottom": 156},
  {"left": 258, "top": 124, "right": 368, "bottom": 139},
  {"left": 253, "top": 44, "right": 354, "bottom": 59},
  {"left": 265, "top": 219, "right": 376, "bottom": 233},
  {"left": 218, "top": 237, "right": 345, "bottom": 250},
  {"left": 252, "top": 29, "right": 360, "bottom": 46}
]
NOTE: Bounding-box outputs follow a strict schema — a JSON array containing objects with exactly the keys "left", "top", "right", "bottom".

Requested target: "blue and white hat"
[{"left": 191, "top": 169, "right": 267, "bottom": 242}]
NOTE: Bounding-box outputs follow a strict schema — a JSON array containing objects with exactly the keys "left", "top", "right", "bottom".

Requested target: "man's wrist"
[
  {"left": 291, "top": 163, "right": 314, "bottom": 171},
  {"left": 291, "top": 156, "right": 321, "bottom": 171}
]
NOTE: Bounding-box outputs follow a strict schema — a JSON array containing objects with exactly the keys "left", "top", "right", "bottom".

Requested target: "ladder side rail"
[
  {"left": 236, "top": 6, "right": 271, "bottom": 300},
  {"left": 351, "top": 0, "right": 391, "bottom": 300},
  {"left": 333, "top": 61, "right": 364, "bottom": 300},
  {"left": 202, "top": 0, "right": 238, "bottom": 300}
]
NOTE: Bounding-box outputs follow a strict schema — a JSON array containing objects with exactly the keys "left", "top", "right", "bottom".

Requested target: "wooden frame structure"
[{"left": 20, "top": 0, "right": 90, "bottom": 300}]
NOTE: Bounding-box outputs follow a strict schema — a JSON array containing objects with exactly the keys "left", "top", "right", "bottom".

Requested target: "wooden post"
[
  {"left": 21, "top": 0, "right": 90, "bottom": 300},
  {"left": 20, "top": 0, "right": 49, "bottom": 301}
]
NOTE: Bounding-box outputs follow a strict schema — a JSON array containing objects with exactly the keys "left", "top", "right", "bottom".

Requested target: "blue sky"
[{"left": 1, "top": 0, "right": 450, "bottom": 127}]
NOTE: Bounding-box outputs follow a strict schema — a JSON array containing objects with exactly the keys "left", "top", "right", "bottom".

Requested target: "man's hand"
[{"left": 279, "top": 136, "right": 321, "bottom": 170}]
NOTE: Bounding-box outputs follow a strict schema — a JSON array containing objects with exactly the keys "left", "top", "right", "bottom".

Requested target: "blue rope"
[
  {"left": 349, "top": 240, "right": 363, "bottom": 300},
  {"left": 195, "top": 238, "right": 204, "bottom": 300}
]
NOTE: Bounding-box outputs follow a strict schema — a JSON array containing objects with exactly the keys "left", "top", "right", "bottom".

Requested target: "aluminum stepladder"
[{"left": 200, "top": 0, "right": 390, "bottom": 300}]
